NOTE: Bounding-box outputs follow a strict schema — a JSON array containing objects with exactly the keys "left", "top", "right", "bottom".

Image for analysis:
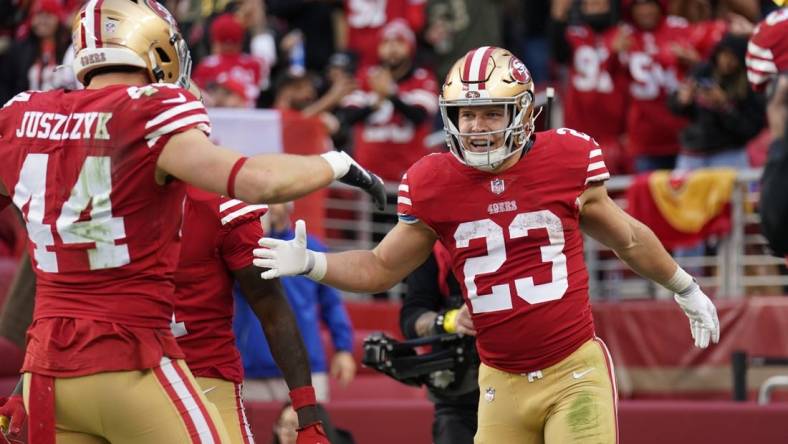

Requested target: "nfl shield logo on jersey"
[{"left": 490, "top": 178, "right": 505, "bottom": 195}]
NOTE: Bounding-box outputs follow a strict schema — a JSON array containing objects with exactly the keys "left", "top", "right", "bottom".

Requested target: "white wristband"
[
  {"left": 664, "top": 266, "right": 694, "bottom": 294},
  {"left": 320, "top": 152, "right": 350, "bottom": 180},
  {"left": 305, "top": 251, "right": 327, "bottom": 281}
]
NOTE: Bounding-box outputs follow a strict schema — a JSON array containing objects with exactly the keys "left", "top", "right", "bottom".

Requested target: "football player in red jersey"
[
  {"left": 254, "top": 47, "right": 721, "bottom": 443},
  {"left": 173, "top": 190, "right": 328, "bottom": 444},
  {"left": 750, "top": 5, "right": 788, "bottom": 262},
  {"left": 0, "top": 0, "right": 382, "bottom": 441}
]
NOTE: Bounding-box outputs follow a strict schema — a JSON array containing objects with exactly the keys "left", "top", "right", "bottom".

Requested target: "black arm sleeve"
[
  {"left": 400, "top": 253, "right": 443, "bottom": 339},
  {"left": 389, "top": 95, "right": 429, "bottom": 125},
  {"left": 338, "top": 105, "right": 376, "bottom": 127},
  {"left": 548, "top": 19, "right": 571, "bottom": 65}
]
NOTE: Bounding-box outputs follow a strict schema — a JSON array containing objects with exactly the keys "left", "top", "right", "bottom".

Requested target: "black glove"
[
  {"left": 339, "top": 164, "right": 386, "bottom": 211},
  {"left": 321, "top": 151, "right": 387, "bottom": 211}
]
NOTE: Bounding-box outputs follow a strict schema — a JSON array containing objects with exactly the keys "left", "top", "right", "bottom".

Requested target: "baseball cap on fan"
[{"left": 210, "top": 13, "right": 244, "bottom": 44}]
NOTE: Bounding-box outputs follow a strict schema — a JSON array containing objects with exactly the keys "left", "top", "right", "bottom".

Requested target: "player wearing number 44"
[
  {"left": 0, "top": 0, "right": 385, "bottom": 442},
  {"left": 254, "top": 47, "right": 721, "bottom": 444}
]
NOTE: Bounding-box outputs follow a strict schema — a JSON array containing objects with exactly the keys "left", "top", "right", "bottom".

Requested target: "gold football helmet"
[
  {"left": 440, "top": 46, "right": 535, "bottom": 171},
  {"left": 71, "top": 0, "right": 192, "bottom": 87}
]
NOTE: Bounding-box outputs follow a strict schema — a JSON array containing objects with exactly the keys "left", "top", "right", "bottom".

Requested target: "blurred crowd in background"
[{"left": 0, "top": 0, "right": 781, "bottom": 179}]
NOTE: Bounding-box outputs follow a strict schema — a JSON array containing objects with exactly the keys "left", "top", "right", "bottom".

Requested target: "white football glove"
[
  {"left": 674, "top": 283, "right": 720, "bottom": 348},
  {"left": 253, "top": 220, "right": 325, "bottom": 280}
]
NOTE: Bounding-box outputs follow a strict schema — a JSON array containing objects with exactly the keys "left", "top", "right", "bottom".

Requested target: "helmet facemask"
[{"left": 441, "top": 91, "right": 535, "bottom": 172}]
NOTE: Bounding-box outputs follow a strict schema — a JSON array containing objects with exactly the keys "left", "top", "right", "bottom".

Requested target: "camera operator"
[{"left": 400, "top": 242, "right": 479, "bottom": 444}]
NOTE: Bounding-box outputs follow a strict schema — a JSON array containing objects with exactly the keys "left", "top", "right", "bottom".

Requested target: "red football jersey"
[
  {"left": 192, "top": 53, "right": 265, "bottom": 102},
  {"left": 344, "top": 0, "right": 425, "bottom": 68},
  {"left": 398, "top": 129, "right": 610, "bottom": 373},
  {"left": 563, "top": 25, "right": 628, "bottom": 142},
  {"left": 173, "top": 187, "right": 267, "bottom": 383},
  {"left": 747, "top": 8, "right": 788, "bottom": 92},
  {"left": 0, "top": 84, "right": 210, "bottom": 376},
  {"left": 619, "top": 18, "right": 695, "bottom": 157},
  {"left": 343, "top": 67, "right": 438, "bottom": 181}
]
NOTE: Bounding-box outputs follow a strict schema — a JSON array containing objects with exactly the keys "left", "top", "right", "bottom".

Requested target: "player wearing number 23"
[{"left": 254, "top": 46, "right": 720, "bottom": 444}]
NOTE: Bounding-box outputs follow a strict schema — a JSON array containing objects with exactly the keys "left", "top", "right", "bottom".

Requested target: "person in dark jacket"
[
  {"left": 400, "top": 242, "right": 479, "bottom": 444},
  {"left": 668, "top": 33, "right": 766, "bottom": 170}
]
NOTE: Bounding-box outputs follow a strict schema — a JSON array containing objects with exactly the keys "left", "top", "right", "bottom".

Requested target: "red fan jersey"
[
  {"left": 0, "top": 195, "right": 9, "bottom": 212},
  {"left": 173, "top": 187, "right": 267, "bottom": 383},
  {"left": 343, "top": 67, "right": 438, "bottom": 181},
  {"left": 397, "top": 129, "right": 610, "bottom": 373},
  {"left": 619, "top": 18, "right": 694, "bottom": 157},
  {"left": 0, "top": 84, "right": 210, "bottom": 376},
  {"left": 344, "top": 0, "right": 425, "bottom": 68},
  {"left": 192, "top": 53, "right": 265, "bottom": 102},
  {"left": 563, "top": 25, "right": 628, "bottom": 142},
  {"left": 747, "top": 8, "right": 788, "bottom": 92}
]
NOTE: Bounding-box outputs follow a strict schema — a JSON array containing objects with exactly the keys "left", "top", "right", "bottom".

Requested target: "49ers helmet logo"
[
  {"left": 509, "top": 57, "right": 530, "bottom": 84},
  {"left": 144, "top": 0, "right": 178, "bottom": 28}
]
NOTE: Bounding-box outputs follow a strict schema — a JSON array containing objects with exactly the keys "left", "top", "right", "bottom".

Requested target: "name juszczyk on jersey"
[{"left": 15, "top": 111, "right": 113, "bottom": 141}]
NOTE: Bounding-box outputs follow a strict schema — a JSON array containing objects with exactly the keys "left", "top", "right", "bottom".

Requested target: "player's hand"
[
  {"left": 674, "top": 283, "right": 720, "bottom": 348},
  {"left": 321, "top": 151, "right": 387, "bottom": 210},
  {"left": 330, "top": 351, "right": 357, "bottom": 387},
  {"left": 254, "top": 220, "right": 313, "bottom": 279},
  {"left": 455, "top": 304, "right": 476, "bottom": 336},
  {"left": 296, "top": 421, "right": 331, "bottom": 444},
  {"left": 0, "top": 394, "right": 25, "bottom": 439}
]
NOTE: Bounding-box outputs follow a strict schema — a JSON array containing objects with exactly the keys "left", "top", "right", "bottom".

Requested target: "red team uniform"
[
  {"left": 746, "top": 7, "right": 788, "bottom": 92},
  {"left": 0, "top": 84, "right": 230, "bottom": 442},
  {"left": 173, "top": 187, "right": 267, "bottom": 444},
  {"left": 398, "top": 128, "right": 619, "bottom": 442},
  {"left": 618, "top": 17, "right": 695, "bottom": 164},
  {"left": 398, "top": 128, "right": 611, "bottom": 373},
  {"left": 343, "top": 66, "right": 438, "bottom": 181},
  {"left": 564, "top": 25, "right": 629, "bottom": 172},
  {"left": 344, "top": 0, "right": 425, "bottom": 69},
  {"left": 192, "top": 53, "right": 265, "bottom": 104}
]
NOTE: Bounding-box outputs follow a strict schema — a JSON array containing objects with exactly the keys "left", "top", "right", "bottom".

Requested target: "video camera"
[{"left": 362, "top": 332, "right": 477, "bottom": 396}]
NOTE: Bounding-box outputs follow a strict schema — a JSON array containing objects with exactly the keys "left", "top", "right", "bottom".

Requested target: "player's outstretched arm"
[
  {"left": 579, "top": 183, "right": 720, "bottom": 348},
  {"left": 233, "top": 266, "right": 326, "bottom": 437},
  {"left": 254, "top": 220, "right": 436, "bottom": 294},
  {"left": 157, "top": 129, "right": 386, "bottom": 209}
]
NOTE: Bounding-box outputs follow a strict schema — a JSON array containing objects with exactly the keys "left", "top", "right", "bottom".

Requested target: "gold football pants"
[
  {"left": 475, "top": 338, "right": 618, "bottom": 444},
  {"left": 23, "top": 358, "right": 231, "bottom": 443}
]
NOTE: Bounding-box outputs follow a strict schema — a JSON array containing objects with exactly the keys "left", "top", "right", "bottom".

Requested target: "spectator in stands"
[
  {"left": 192, "top": 12, "right": 266, "bottom": 107},
  {"left": 203, "top": 76, "right": 253, "bottom": 108},
  {"left": 549, "top": 0, "right": 631, "bottom": 174},
  {"left": 234, "top": 203, "right": 356, "bottom": 402},
  {"left": 267, "top": 0, "right": 342, "bottom": 73},
  {"left": 668, "top": 33, "right": 764, "bottom": 170},
  {"left": 612, "top": 0, "right": 701, "bottom": 172},
  {"left": 273, "top": 70, "right": 353, "bottom": 141},
  {"left": 340, "top": 0, "right": 425, "bottom": 70},
  {"left": 423, "top": 0, "right": 503, "bottom": 86},
  {"left": 0, "top": 0, "right": 71, "bottom": 104},
  {"left": 341, "top": 19, "right": 438, "bottom": 183},
  {"left": 400, "top": 242, "right": 479, "bottom": 444}
]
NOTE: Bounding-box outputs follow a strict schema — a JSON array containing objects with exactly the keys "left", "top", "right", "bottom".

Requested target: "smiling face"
[{"left": 457, "top": 105, "right": 508, "bottom": 153}]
